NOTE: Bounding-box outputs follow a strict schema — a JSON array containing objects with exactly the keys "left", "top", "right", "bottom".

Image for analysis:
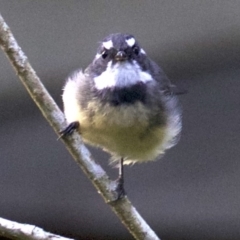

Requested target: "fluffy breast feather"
[{"left": 62, "top": 70, "right": 181, "bottom": 164}]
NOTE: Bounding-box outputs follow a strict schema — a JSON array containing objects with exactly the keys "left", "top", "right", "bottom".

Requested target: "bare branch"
[
  {"left": 0, "top": 217, "right": 74, "bottom": 240},
  {"left": 0, "top": 13, "right": 160, "bottom": 240}
]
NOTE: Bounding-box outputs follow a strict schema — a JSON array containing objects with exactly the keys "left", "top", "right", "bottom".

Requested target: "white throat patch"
[{"left": 93, "top": 61, "right": 153, "bottom": 90}]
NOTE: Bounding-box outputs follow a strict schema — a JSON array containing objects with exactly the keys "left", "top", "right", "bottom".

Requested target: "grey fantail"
[{"left": 60, "top": 33, "right": 182, "bottom": 199}]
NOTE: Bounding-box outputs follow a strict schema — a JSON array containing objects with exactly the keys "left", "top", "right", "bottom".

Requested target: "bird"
[{"left": 60, "top": 33, "right": 182, "bottom": 199}]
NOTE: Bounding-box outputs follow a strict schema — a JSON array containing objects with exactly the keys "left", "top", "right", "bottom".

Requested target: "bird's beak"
[{"left": 115, "top": 51, "right": 127, "bottom": 61}]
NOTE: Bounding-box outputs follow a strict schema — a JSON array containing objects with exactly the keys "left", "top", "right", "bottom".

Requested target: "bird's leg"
[
  {"left": 115, "top": 157, "right": 126, "bottom": 199},
  {"left": 59, "top": 121, "right": 80, "bottom": 138}
]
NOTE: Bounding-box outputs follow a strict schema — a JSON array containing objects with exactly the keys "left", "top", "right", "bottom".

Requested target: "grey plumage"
[{"left": 62, "top": 33, "right": 182, "bottom": 165}]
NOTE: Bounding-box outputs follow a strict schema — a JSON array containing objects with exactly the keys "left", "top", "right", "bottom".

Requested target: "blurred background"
[{"left": 0, "top": 1, "right": 240, "bottom": 240}]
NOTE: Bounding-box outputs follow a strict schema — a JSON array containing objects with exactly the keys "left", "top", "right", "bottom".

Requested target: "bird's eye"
[
  {"left": 132, "top": 45, "right": 139, "bottom": 55},
  {"left": 101, "top": 50, "right": 108, "bottom": 59}
]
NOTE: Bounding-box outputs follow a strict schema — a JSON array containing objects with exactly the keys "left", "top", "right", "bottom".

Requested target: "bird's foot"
[
  {"left": 58, "top": 121, "right": 80, "bottom": 139},
  {"left": 114, "top": 176, "right": 126, "bottom": 201}
]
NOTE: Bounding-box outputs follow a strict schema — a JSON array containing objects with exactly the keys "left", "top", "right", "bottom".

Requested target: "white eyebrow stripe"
[
  {"left": 103, "top": 40, "right": 113, "bottom": 49},
  {"left": 95, "top": 53, "right": 101, "bottom": 59},
  {"left": 140, "top": 48, "right": 146, "bottom": 54},
  {"left": 125, "top": 37, "right": 135, "bottom": 47}
]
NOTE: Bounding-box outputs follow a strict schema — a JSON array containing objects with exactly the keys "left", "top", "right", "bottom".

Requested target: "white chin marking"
[
  {"left": 103, "top": 40, "right": 113, "bottom": 49},
  {"left": 94, "top": 60, "right": 153, "bottom": 90},
  {"left": 125, "top": 37, "right": 135, "bottom": 47}
]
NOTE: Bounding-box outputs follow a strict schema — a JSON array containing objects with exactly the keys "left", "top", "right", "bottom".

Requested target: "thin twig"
[
  {"left": 0, "top": 13, "right": 160, "bottom": 240},
  {"left": 0, "top": 217, "right": 74, "bottom": 240}
]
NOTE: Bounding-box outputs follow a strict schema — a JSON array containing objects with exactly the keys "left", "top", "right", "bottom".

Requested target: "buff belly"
[{"left": 64, "top": 97, "right": 167, "bottom": 164}]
